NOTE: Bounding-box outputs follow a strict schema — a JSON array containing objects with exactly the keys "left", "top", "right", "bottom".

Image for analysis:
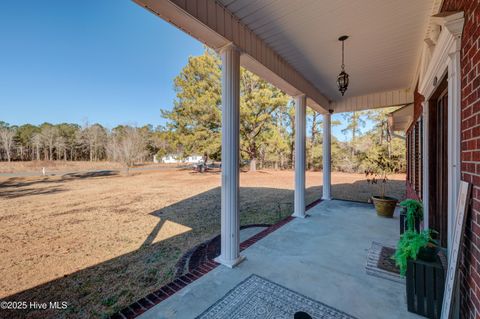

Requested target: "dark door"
[{"left": 429, "top": 84, "right": 449, "bottom": 248}]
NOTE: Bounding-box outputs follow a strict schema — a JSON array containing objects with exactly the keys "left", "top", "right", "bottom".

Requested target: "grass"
[{"left": 0, "top": 164, "right": 405, "bottom": 318}]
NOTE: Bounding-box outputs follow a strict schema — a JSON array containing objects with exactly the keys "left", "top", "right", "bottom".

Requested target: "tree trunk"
[
  {"left": 259, "top": 150, "right": 265, "bottom": 170},
  {"left": 289, "top": 142, "right": 294, "bottom": 168},
  {"left": 250, "top": 158, "right": 257, "bottom": 172},
  {"left": 310, "top": 112, "right": 318, "bottom": 171},
  {"left": 351, "top": 130, "right": 356, "bottom": 157}
]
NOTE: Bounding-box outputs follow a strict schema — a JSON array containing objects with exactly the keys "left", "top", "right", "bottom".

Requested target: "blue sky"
[{"left": 0, "top": 0, "right": 353, "bottom": 140}]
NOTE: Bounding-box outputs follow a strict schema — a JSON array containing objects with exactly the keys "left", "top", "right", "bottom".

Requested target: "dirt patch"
[{"left": 0, "top": 168, "right": 405, "bottom": 318}]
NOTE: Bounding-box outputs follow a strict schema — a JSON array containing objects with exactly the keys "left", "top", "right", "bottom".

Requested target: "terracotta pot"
[{"left": 372, "top": 196, "right": 398, "bottom": 218}]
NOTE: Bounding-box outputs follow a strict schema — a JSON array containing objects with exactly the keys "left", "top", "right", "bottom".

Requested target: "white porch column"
[
  {"left": 322, "top": 112, "right": 332, "bottom": 200},
  {"left": 293, "top": 94, "right": 306, "bottom": 218},
  {"left": 215, "top": 43, "right": 245, "bottom": 268}
]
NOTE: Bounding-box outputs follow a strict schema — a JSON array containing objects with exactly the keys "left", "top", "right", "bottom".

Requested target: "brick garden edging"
[
  {"left": 110, "top": 199, "right": 322, "bottom": 319},
  {"left": 174, "top": 224, "right": 272, "bottom": 277}
]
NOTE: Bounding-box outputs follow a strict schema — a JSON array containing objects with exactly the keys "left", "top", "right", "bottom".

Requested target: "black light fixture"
[{"left": 337, "top": 35, "right": 349, "bottom": 96}]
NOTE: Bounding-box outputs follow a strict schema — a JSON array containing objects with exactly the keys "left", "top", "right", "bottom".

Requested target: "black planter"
[
  {"left": 406, "top": 257, "right": 445, "bottom": 319},
  {"left": 417, "top": 246, "right": 437, "bottom": 262}
]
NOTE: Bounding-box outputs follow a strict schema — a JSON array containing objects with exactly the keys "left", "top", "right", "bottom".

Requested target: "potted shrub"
[
  {"left": 394, "top": 229, "right": 438, "bottom": 276},
  {"left": 365, "top": 153, "right": 399, "bottom": 217}
]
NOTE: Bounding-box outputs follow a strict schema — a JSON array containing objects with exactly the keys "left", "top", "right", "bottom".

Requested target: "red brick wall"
[{"left": 440, "top": 1, "right": 480, "bottom": 318}]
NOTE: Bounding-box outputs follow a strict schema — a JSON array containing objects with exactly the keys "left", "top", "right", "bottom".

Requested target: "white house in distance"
[{"left": 153, "top": 154, "right": 203, "bottom": 164}]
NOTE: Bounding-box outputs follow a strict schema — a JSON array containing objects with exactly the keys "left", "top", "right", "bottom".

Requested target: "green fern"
[
  {"left": 399, "top": 199, "right": 423, "bottom": 232},
  {"left": 394, "top": 229, "right": 433, "bottom": 276}
]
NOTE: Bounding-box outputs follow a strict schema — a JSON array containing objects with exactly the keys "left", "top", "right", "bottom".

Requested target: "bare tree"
[
  {"left": 40, "top": 126, "right": 58, "bottom": 160},
  {"left": 31, "top": 133, "right": 42, "bottom": 160},
  {"left": 74, "top": 128, "right": 86, "bottom": 161},
  {"left": 78, "top": 123, "right": 107, "bottom": 161},
  {"left": 55, "top": 136, "right": 67, "bottom": 160},
  {"left": 109, "top": 126, "right": 146, "bottom": 174},
  {"left": 0, "top": 127, "right": 16, "bottom": 162}
]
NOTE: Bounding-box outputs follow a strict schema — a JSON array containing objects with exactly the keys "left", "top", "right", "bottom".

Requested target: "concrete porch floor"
[{"left": 139, "top": 200, "right": 423, "bottom": 319}]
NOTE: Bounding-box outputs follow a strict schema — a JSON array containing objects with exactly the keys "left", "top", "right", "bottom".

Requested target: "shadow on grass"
[
  {"left": 0, "top": 177, "right": 59, "bottom": 189},
  {"left": 62, "top": 170, "right": 119, "bottom": 180},
  {"left": 0, "top": 177, "right": 66, "bottom": 199},
  {"left": 332, "top": 179, "right": 406, "bottom": 203},
  {"left": 187, "top": 170, "right": 221, "bottom": 175},
  {"left": 2, "top": 179, "right": 405, "bottom": 318},
  {"left": 0, "top": 171, "right": 120, "bottom": 199},
  {"left": 0, "top": 186, "right": 66, "bottom": 199}
]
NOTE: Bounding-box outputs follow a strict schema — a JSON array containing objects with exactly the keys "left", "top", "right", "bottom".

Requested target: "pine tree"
[{"left": 162, "top": 48, "right": 289, "bottom": 169}]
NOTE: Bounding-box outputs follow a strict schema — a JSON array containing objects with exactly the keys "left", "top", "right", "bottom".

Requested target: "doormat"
[
  {"left": 366, "top": 241, "right": 404, "bottom": 284},
  {"left": 195, "top": 275, "right": 357, "bottom": 319},
  {"left": 377, "top": 246, "right": 400, "bottom": 274}
]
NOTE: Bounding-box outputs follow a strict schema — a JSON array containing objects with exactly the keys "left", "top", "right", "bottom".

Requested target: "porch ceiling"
[
  {"left": 134, "top": 0, "right": 439, "bottom": 113},
  {"left": 219, "top": 0, "right": 434, "bottom": 104}
]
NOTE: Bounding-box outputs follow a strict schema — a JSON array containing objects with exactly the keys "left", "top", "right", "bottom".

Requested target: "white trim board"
[
  {"left": 422, "top": 100, "right": 429, "bottom": 229},
  {"left": 330, "top": 88, "right": 413, "bottom": 113},
  {"left": 441, "top": 181, "right": 471, "bottom": 319}
]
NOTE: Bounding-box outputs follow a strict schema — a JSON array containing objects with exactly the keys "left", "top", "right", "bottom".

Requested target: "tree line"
[
  {"left": 0, "top": 48, "right": 405, "bottom": 173},
  {"left": 0, "top": 121, "right": 167, "bottom": 168}
]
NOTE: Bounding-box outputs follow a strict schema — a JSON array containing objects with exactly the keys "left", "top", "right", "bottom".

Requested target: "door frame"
[{"left": 418, "top": 12, "right": 463, "bottom": 255}]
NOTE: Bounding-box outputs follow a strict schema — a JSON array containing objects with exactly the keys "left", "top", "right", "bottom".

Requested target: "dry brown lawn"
[
  {"left": 0, "top": 165, "right": 405, "bottom": 318},
  {"left": 0, "top": 160, "right": 125, "bottom": 174},
  {"left": 0, "top": 160, "right": 179, "bottom": 174}
]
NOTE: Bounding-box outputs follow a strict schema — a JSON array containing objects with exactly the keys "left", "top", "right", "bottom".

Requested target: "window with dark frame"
[{"left": 406, "top": 118, "right": 424, "bottom": 199}]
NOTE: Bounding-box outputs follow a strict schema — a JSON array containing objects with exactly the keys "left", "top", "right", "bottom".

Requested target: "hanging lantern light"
[{"left": 337, "top": 35, "right": 349, "bottom": 96}]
